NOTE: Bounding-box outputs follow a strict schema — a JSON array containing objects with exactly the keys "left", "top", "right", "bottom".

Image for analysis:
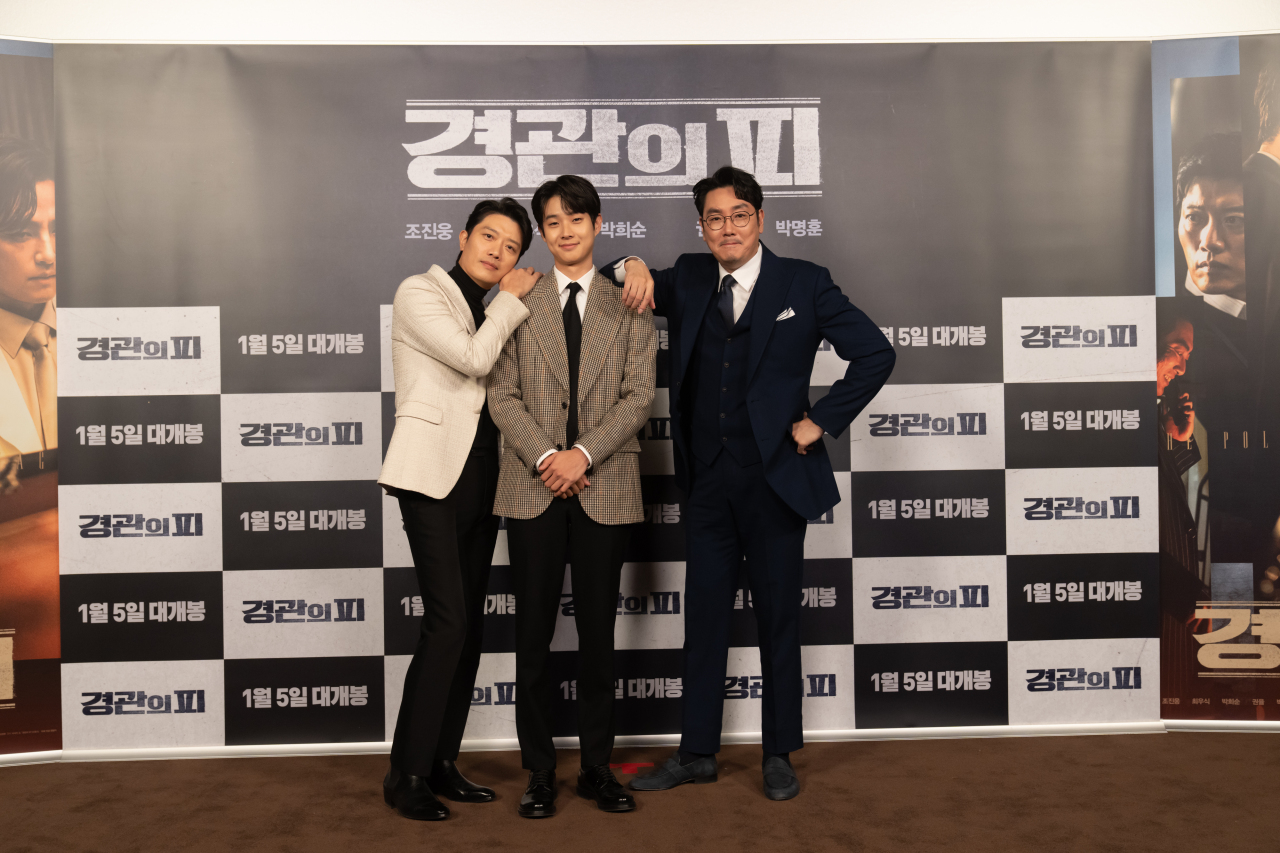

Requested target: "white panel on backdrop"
[
  {"left": 638, "top": 388, "right": 674, "bottom": 476},
  {"left": 549, "top": 562, "right": 686, "bottom": 651},
  {"left": 720, "top": 645, "right": 853, "bottom": 734},
  {"left": 805, "top": 472, "right": 851, "bottom": 558},
  {"left": 61, "top": 660, "right": 225, "bottom": 749},
  {"left": 848, "top": 383, "right": 1004, "bottom": 471},
  {"left": 222, "top": 568, "right": 384, "bottom": 659},
  {"left": 58, "top": 482, "right": 223, "bottom": 575},
  {"left": 380, "top": 304, "right": 394, "bottom": 393},
  {"left": 1001, "top": 296, "right": 1155, "bottom": 384},
  {"left": 443, "top": 652, "right": 519, "bottom": 743},
  {"left": 1005, "top": 467, "right": 1157, "bottom": 555},
  {"left": 1007, "top": 637, "right": 1159, "bottom": 725},
  {"left": 58, "top": 306, "right": 221, "bottom": 396},
  {"left": 219, "top": 392, "right": 382, "bottom": 482},
  {"left": 852, "top": 555, "right": 1008, "bottom": 645},
  {"left": 810, "top": 339, "right": 851, "bottom": 386}
]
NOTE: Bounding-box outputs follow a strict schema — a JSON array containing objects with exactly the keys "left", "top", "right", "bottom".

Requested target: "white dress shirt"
[
  {"left": 0, "top": 298, "right": 56, "bottom": 454},
  {"left": 536, "top": 265, "right": 596, "bottom": 469},
  {"left": 1184, "top": 273, "right": 1247, "bottom": 320}
]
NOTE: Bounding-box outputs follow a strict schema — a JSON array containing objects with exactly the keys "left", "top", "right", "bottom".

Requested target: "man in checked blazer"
[{"left": 488, "top": 175, "right": 656, "bottom": 818}]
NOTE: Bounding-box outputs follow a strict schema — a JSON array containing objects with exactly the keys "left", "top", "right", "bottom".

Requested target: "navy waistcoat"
[{"left": 687, "top": 287, "right": 761, "bottom": 466}]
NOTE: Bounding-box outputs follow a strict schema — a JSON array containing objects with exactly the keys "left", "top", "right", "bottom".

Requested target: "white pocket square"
[{"left": 776, "top": 307, "right": 796, "bottom": 321}]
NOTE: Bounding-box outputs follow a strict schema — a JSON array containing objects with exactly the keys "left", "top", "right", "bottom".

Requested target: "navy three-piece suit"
[{"left": 605, "top": 245, "right": 894, "bottom": 754}]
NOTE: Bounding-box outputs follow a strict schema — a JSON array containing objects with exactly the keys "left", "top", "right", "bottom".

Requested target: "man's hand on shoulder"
[
  {"left": 620, "top": 258, "right": 655, "bottom": 313},
  {"left": 499, "top": 267, "right": 541, "bottom": 299},
  {"left": 539, "top": 448, "right": 590, "bottom": 494},
  {"left": 791, "top": 413, "right": 824, "bottom": 455}
]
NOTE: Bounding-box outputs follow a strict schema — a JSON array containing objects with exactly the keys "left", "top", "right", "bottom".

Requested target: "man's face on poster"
[
  {"left": 1157, "top": 319, "right": 1194, "bottom": 396},
  {"left": 1178, "top": 177, "right": 1245, "bottom": 300},
  {"left": 0, "top": 179, "right": 55, "bottom": 307}
]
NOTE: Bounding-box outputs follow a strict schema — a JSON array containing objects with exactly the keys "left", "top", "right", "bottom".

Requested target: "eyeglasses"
[{"left": 700, "top": 211, "right": 757, "bottom": 231}]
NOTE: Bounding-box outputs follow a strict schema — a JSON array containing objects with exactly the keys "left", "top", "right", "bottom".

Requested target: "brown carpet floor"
[{"left": 1, "top": 733, "right": 1276, "bottom": 852}]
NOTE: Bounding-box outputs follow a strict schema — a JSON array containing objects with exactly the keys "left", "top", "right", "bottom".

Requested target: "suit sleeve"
[
  {"left": 394, "top": 278, "right": 529, "bottom": 378},
  {"left": 599, "top": 256, "right": 677, "bottom": 319},
  {"left": 486, "top": 330, "right": 559, "bottom": 473},
  {"left": 806, "top": 268, "right": 896, "bottom": 438},
  {"left": 574, "top": 307, "right": 657, "bottom": 467}
]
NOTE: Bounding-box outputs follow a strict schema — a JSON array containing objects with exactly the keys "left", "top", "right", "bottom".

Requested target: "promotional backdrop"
[{"left": 34, "top": 41, "right": 1167, "bottom": 754}]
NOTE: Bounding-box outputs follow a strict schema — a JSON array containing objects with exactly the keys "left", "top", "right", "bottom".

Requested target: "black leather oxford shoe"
[
  {"left": 383, "top": 767, "right": 450, "bottom": 821},
  {"left": 428, "top": 759, "right": 495, "bottom": 803},
  {"left": 577, "top": 765, "right": 636, "bottom": 813},
  {"left": 518, "top": 769, "right": 557, "bottom": 818}
]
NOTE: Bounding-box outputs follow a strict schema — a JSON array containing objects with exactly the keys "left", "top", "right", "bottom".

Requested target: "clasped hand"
[{"left": 540, "top": 448, "right": 590, "bottom": 498}]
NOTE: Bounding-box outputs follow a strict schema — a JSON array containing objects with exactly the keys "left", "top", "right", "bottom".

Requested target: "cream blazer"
[{"left": 378, "top": 265, "right": 530, "bottom": 499}]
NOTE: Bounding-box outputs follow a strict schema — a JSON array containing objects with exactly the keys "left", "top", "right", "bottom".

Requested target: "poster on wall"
[
  {"left": 1157, "top": 34, "right": 1280, "bottom": 720},
  {"left": 50, "top": 41, "right": 1160, "bottom": 753},
  {"left": 0, "top": 39, "right": 60, "bottom": 756}
]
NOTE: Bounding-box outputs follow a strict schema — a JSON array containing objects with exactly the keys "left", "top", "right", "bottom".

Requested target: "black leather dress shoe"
[
  {"left": 577, "top": 765, "right": 636, "bottom": 813},
  {"left": 518, "top": 769, "right": 557, "bottom": 818},
  {"left": 428, "top": 759, "right": 495, "bottom": 803},
  {"left": 762, "top": 756, "right": 799, "bottom": 801},
  {"left": 383, "top": 767, "right": 450, "bottom": 821}
]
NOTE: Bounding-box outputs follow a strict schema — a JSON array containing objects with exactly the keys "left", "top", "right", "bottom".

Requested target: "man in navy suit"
[{"left": 603, "top": 166, "right": 894, "bottom": 800}]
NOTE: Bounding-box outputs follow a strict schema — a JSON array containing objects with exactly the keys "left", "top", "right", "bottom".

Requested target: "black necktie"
[
  {"left": 563, "top": 280, "right": 583, "bottom": 447},
  {"left": 719, "top": 274, "right": 736, "bottom": 329}
]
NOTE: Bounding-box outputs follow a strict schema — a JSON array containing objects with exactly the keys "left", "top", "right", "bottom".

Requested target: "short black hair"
[
  {"left": 0, "top": 135, "right": 53, "bottom": 240},
  {"left": 693, "top": 165, "right": 763, "bottom": 216},
  {"left": 531, "top": 175, "right": 601, "bottom": 226},
  {"left": 1175, "top": 133, "right": 1243, "bottom": 207},
  {"left": 462, "top": 197, "right": 534, "bottom": 259},
  {"left": 1257, "top": 65, "right": 1280, "bottom": 146}
]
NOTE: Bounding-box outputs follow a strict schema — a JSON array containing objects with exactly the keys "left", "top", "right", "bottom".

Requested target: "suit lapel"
[
  {"left": 677, "top": 255, "right": 719, "bottom": 387},
  {"left": 429, "top": 264, "right": 476, "bottom": 335},
  {"left": 746, "top": 245, "right": 794, "bottom": 383},
  {"left": 577, "top": 271, "right": 625, "bottom": 396},
  {"left": 528, "top": 272, "right": 570, "bottom": 391}
]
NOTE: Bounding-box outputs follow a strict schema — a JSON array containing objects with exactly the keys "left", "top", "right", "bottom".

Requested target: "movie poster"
[
  {"left": 1158, "top": 34, "right": 1280, "bottom": 720},
  {"left": 0, "top": 39, "right": 60, "bottom": 755}
]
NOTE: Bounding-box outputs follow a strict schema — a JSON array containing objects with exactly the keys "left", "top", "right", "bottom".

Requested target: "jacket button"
[
  {"left": 720, "top": 413, "right": 726, "bottom": 419},
  {"left": 724, "top": 362, "right": 729, "bottom": 368},
  {"left": 556, "top": 444, "right": 563, "bottom": 450},
  {"left": 562, "top": 401, "right": 568, "bottom": 409}
]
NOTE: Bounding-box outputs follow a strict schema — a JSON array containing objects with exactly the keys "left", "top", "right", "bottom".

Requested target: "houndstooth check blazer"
[{"left": 488, "top": 270, "right": 656, "bottom": 524}]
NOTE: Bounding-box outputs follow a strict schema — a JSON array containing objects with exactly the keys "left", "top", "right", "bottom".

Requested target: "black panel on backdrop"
[
  {"left": 223, "top": 656, "right": 385, "bottom": 745},
  {"left": 849, "top": 470, "right": 1006, "bottom": 557},
  {"left": 861, "top": 297, "right": 1003, "bottom": 385},
  {"left": 728, "top": 558, "right": 854, "bottom": 647},
  {"left": 1004, "top": 383, "right": 1157, "bottom": 469},
  {"left": 220, "top": 311, "right": 380, "bottom": 394},
  {"left": 1007, "top": 553, "right": 1160, "bottom": 641},
  {"left": 628, "top": 475, "right": 684, "bottom": 563},
  {"left": 58, "top": 396, "right": 221, "bottom": 485},
  {"left": 853, "top": 641, "right": 1009, "bottom": 729},
  {"left": 221, "top": 481, "right": 383, "bottom": 570},
  {"left": 382, "top": 564, "right": 517, "bottom": 656},
  {"left": 546, "top": 649, "right": 684, "bottom": 738},
  {"left": 60, "top": 572, "right": 223, "bottom": 663}
]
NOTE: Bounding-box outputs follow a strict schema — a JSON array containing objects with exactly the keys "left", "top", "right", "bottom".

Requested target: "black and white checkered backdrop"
[{"left": 52, "top": 42, "right": 1159, "bottom": 752}]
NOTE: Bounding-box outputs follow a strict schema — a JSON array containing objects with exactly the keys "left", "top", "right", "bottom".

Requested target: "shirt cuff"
[
  {"left": 572, "top": 443, "right": 593, "bottom": 468},
  {"left": 613, "top": 257, "right": 644, "bottom": 278},
  {"left": 535, "top": 448, "right": 557, "bottom": 468}
]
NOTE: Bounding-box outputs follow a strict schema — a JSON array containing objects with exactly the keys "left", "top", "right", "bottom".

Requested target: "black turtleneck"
[{"left": 448, "top": 264, "right": 500, "bottom": 455}]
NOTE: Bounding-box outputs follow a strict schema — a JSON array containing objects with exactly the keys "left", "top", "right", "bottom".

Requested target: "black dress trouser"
[
  {"left": 389, "top": 452, "right": 500, "bottom": 777},
  {"left": 507, "top": 495, "right": 631, "bottom": 771}
]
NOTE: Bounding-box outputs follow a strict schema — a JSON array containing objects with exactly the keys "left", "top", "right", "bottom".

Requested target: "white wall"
[{"left": 0, "top": 0, "right": 1278, "bottom": 44}]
